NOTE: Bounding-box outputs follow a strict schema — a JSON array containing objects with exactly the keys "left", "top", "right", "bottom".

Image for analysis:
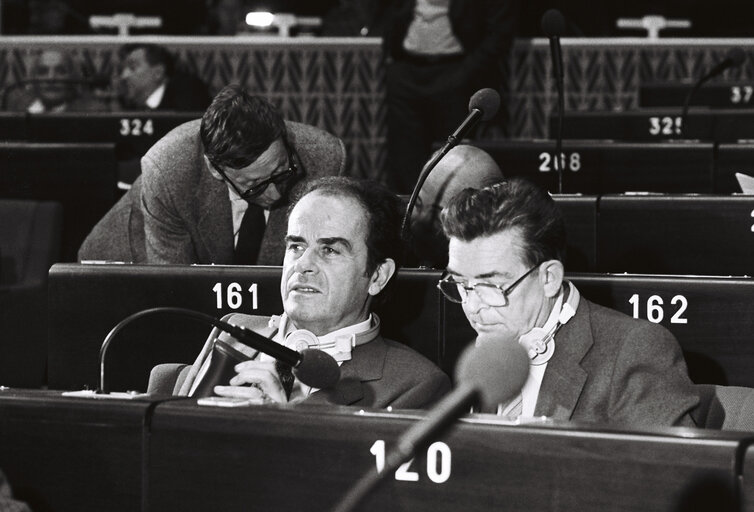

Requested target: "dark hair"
[
  {"left": 290, "top": 176, "right": 404, "bottom": 277},
  {"left": 119, "top": 43, "right": 174, "bottom": 77},
  {"left": 200, "top": 84, "right": 287, "bottom": 170},
  {"left": 441, "top": 177, "right": 567, "bottom": 266}
]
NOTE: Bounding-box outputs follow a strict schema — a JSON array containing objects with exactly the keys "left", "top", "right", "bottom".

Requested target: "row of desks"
[
  {"left": 44, "top": 264, "right": 754, "bottom": 393},
  {"left": 1, "top": 388, "right": 752, "bottom": 512}
]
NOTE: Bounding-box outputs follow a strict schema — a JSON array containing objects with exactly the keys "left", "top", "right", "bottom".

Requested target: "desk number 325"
[{"left": 370, "top": 440, "right": 451, "bottom": 483}]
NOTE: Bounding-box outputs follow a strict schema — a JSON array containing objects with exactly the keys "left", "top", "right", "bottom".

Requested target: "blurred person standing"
[{"left": 382, "top": 0, "right": 520, "bottom": 194}]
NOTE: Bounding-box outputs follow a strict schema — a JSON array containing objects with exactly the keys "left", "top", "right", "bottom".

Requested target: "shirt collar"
[{"left": 145, "top": 81, "right": 166, "bottom": 109}]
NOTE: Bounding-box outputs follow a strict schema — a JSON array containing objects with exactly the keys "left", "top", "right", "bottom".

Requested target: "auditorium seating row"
[
  {"left": 43, "top": 264, "right": 754, "bottom": 394},
  {"left": 472, "top": 138, "right": 754, "bottom": 194},
  {"left": 1, "top": 386, "right": 752, "bottom": 512},
  {"left": 1, "top": 138, "right": 751, "bottom": 272}
]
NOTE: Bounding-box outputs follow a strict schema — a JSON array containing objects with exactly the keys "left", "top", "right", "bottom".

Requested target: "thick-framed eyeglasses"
[
  {"left": 214, "top": 147, "right": 298, "bottom": 200},
  {"left": 437, "top": 264, "right": 541, "bottom": 307}
]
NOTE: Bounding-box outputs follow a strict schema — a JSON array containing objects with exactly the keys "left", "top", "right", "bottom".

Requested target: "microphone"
[
  {"left": 400, "top": 88, "right": 500, "bottom": 241},
  {"left": 681, "top": 47, "right": 746, "bottom": 134},
  {"left": 542, "top": 8, "right": 567, "bottom": 194},
  {"left": 331, "top": 338, "right": 529, "bottom": 512},
  {"left": 97, "top": 307, "right": 340, "bottom": 394}
]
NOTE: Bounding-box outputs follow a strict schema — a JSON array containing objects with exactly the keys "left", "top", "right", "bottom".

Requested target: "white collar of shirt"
[
  {"left": 518, "top": 287, "right": 565, "bottom": 417},
  {"left": 145, "top": 82, "right": 166, "bottom": 109},
  {"left": 27, "top": 98, "right": 67, "bottom": 113}
]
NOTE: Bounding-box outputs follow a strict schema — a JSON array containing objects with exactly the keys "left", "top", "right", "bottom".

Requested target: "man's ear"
[
  {"left": 540, "top": 260, "right": 564, "bottom": 298},
  {"left": 368, "top": 258, "right": 396, "bottom": 296},
  {"left": 204, "top": 155, "right": 223, "bottom": 181}
]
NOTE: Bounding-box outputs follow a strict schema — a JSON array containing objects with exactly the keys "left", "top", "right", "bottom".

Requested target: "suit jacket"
[
  {"left": 534, "top": 298, "right": 699, "bottom": 427},
  {"left": 174, "top": 313, "right": 451, "bottom": 410},
  {"left": 156, "top": 72, "right": 211, "bottom": 111},
  {"left": 78, "top": 119, "right": 346, "bottom": 264}
]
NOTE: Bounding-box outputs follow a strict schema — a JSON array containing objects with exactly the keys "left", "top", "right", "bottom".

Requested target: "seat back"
[
  {"left": 694, "top": 384, "right": 754, "bottom": 431},
  {"left": 0, "top": 200, "right": 62, "bottom": 387}
]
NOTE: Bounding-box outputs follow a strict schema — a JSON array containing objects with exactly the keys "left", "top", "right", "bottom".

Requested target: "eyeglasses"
[
  {"left": 437, "top": 264, "right": 541, "bottom": 307},
  {"left": 214, "top": 147, "right": 298, "bottom": 200}
]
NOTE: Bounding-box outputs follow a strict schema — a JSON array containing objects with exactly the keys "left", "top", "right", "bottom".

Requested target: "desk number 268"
[{"left": 370, "top": 440, "right": 451, "bottom": 483}]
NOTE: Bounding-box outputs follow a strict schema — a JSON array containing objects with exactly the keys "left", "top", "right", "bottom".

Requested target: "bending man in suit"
[
  {"left": 169, "top": 176, "right": 451, "bottom": 409},
  {"left": 438, "top": 177, "right": 699, "bottom": 426},
  {"left": 79, "top": 84, "right": 347, "bottom": 264}
]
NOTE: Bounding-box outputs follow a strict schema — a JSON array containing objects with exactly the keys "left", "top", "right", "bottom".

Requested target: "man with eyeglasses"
[
  {"left": 79, "top": 84, "right": 346, "bottom": 264},
  {"left": 438, "top": 177, "right": 699, "bottom": 427}
]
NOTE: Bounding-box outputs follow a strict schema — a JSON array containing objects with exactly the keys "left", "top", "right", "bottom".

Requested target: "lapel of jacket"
[
  {"left": 307, "top": 336, "right": 387, "bottom": 406},
  {"left": 533, "top": 300, "right": 592, "bottom": 419},
  {"left": 195, "top": 159, "right": 235, "bottom": 263}
]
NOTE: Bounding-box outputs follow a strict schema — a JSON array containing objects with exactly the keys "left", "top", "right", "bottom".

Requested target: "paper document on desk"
[{"left": 735, "top": 172, "right": 754, "bottom": 193}]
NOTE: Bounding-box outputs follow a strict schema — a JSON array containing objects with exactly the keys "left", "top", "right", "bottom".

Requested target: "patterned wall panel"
[{"left": 1, "top": 37, "right": 752, "bottom": 181}]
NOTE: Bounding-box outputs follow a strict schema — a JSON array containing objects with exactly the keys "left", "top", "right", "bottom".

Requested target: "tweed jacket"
[
  {"left": 534, "top": 297, "right": 699, "bottom": 427},
  {"left": 78, "top": 119, "right": 346, "bottom": 264},
  {"left": 176, "top": 313, "right": 451, "bottom": 410}
]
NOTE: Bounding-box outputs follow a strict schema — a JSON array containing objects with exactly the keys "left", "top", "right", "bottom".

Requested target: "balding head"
[
  {"left": 409, "top": 145, "right": 503, "bottom": 268},
  {"left": 31, "top": 49, "right": 77, "bottom": 109}
]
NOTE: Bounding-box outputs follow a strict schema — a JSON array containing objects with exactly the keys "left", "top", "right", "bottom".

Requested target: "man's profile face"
[
  {"left": 32, "top": 50, "right": 73, "bottom": 107},
  {"left": 281, "top": 191, "right": 375, "bottom": 336},
  {"left": 208, "top": 138, "right": 291, "bottom": 209},
  {"left": 118, "top": 48, "right": 165, "bottom": 107},
  {"left": 446, "top": 228, "right": 548, "bottom": 346}
]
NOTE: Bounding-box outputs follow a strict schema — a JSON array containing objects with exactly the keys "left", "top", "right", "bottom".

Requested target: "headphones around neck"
[{"left": 518, "top": 281, "right": 580, "bottom": 365}]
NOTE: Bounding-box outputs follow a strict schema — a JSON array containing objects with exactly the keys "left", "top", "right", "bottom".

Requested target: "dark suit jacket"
[
  {"left": 78, "top": 119, "right": 346, "bottom": 264},
  {"left": 156, "top": 72, "right": 211, "bottom": 111},
  {"left": 167, "top": 313, "right": 451, "bottom": 410},
  {"left": 534, "top": 298, "right": 700, "bottom": 427}
]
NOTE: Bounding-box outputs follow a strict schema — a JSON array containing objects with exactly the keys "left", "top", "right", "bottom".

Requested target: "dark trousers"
[{"left": 385, "top": 58, "right": 477, "bottom": 194}]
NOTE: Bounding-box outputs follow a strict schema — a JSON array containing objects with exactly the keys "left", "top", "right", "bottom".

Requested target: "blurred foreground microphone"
[
  {"left": 401, "top": 87, "right": 500, "bottom": 241},
  {"left": 681, "top": 46, "right": 746, "bottom": 133},
  {"left": 98, "top": 307, "right": 340, "bottom": 395},
  {"left": 331, "top": 339, "right": 528, "bottom": 512},
  {"left": 542, "top": 8, "right": 567, "bottom": 194}
]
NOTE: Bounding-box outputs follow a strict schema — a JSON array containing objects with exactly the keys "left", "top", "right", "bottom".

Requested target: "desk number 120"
[{"left": 369, "top": 440, "right": 451, "bottom": 483}]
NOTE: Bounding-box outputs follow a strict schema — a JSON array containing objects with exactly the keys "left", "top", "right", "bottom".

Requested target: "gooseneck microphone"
[
  {"left": 400, "top": 87, "right": 500, "bottom": 241},
  {"left": 331, "top": 338, "right": 529, "bottom": 512},
  {"left": 681, "top": 46, "right": 746, "bottom": 134},
  {"left": 97, "top": 306, "right": 340, "bottom": 394},
  {"left": 542, "top": 8, "right": 567, "bottom": 193}
]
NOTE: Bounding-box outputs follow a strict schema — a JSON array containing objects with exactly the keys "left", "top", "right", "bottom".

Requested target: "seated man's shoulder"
[
  {"left": 584, "top": 299, "right": 680, "bottom": 349},
  {"left": 381, "top": 338, "right": 448, "bottom": 377},
  {"left": 221, "top": 313, "right": 274, "bottom": 333}
]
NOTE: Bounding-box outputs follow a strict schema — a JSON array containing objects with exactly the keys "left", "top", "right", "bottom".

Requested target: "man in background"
[
  {"left": 117, "top": 43, "right": 211, "bottom": 111},
  {"left": 408, "top": 144, "right": 502, "bottom": 268}
]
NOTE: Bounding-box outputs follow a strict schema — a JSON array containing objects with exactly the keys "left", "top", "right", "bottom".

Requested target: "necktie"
[{"left": 234, "top": 203, "right": 266, "bottom": 265}]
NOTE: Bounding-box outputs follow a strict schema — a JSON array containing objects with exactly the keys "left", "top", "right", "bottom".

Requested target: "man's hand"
[{"left": 214, "top": 360, "right": 289, "bottom": 404}]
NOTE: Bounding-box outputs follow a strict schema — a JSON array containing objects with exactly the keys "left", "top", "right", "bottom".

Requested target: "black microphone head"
[
  {"left": 726, "top": 47, "right": 746, "bottom": 67},
  {"left": 541, "top": 8, "right": 566, "bottom": 38},
  {"left": 468, "top": 88, "right": 500, "bottom": 121},
  {"left": 293, "top": 348, "right": 341, "bottom": 389},
  {"left": 454, "top": 336, "right": 529, "bottom": 411}
]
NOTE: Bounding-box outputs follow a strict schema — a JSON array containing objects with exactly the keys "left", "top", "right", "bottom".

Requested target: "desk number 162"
[{"left": 369, "top": 440, "right": 451, "bottom": 483}]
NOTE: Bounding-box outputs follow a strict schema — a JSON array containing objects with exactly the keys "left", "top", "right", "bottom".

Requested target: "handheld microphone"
[
  {"left": 542, "top": 8, "right": 567, "bottom": 194},
  {"left": 681, "top": 47, "right": 746, "bottom": 134},
  {"left": 97, "top": 307, "right": 340, "bottom": 394},
  {"left": 331, "top": 339, "right": 529, "bottom": 512},
  {"left": 400, "top": 88, "right": 500, "bottom": 241}
]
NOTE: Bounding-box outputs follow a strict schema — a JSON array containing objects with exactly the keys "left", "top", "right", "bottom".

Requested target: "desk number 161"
[{"left": 369, "top": 440, "right": 451, "bottom": 483}]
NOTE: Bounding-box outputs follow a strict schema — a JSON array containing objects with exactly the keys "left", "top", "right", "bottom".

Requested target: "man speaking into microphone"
[
  {"left": 438, "top": 178, "right": 699, "bottom": 426},
  {"left": 166, "top": 176, "right": 450, "bottom": 408}
]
